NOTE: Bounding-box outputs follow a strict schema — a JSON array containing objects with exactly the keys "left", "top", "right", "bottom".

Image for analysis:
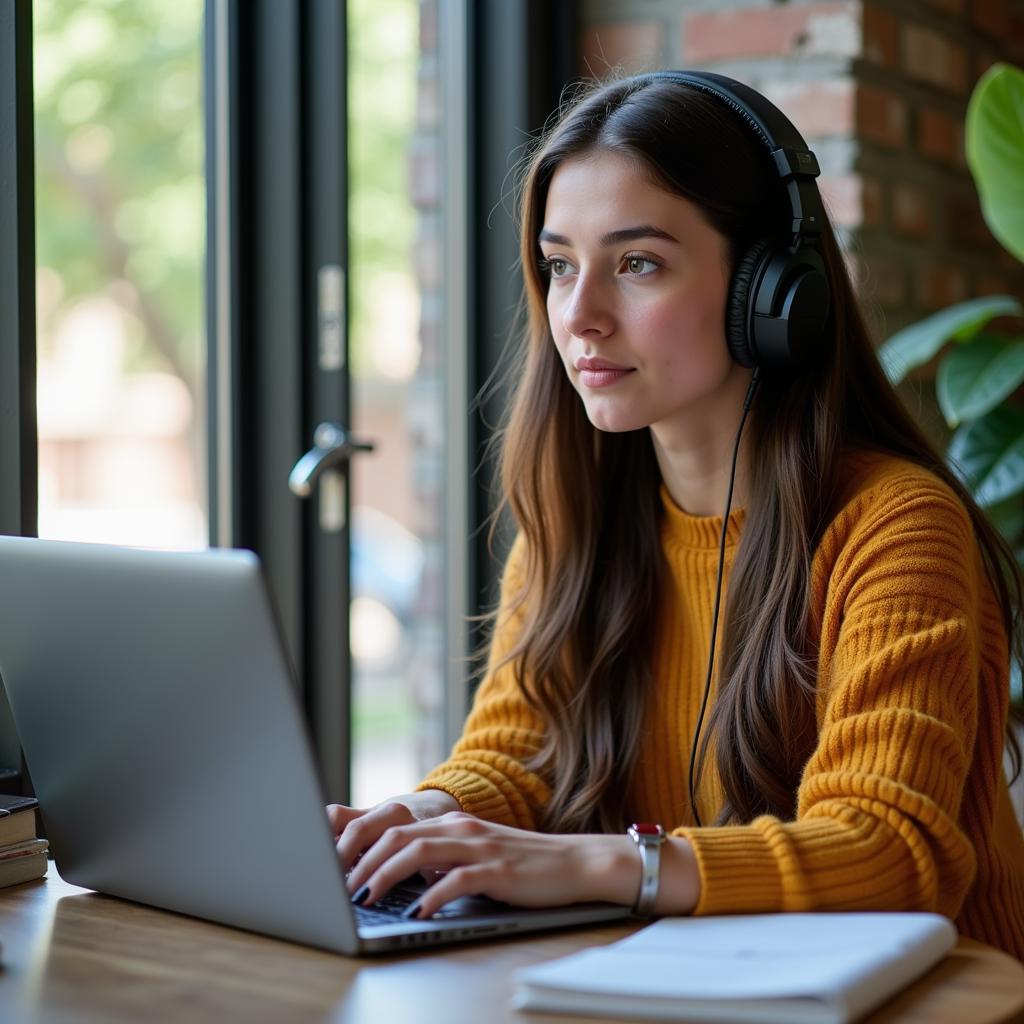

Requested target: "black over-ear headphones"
[{"left": 643, "top": 70, "right": 831, "bottom": 371}]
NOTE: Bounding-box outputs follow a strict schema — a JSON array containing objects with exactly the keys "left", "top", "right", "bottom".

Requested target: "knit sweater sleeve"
[
  {"left": 676, "top": 476, "right": 985, "bottom": 918},
  {"left": 415, "top": 534, "right": 551, "bottom": 828}
]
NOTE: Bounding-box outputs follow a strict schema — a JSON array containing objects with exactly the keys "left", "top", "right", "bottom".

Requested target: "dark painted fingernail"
[
  {"left": 401, "top": 898, "right": 423, "bottom": 920},
  {"left": 351, "top": 885, "right": 371, "bottom": 906}
]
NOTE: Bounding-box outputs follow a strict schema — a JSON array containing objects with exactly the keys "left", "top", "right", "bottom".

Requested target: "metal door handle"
[{"left": 288, "top": 422, "right": 375, "bottom": 498}]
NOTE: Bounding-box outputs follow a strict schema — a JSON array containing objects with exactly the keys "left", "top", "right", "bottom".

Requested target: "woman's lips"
[
  {"left": 573, "top": 360, "right": 634, "bottom": 391},
  {"left": 579, "top": 368, "right": 634, "bottom": 388},
  {"left": 575, "top": 357, "right": 634, "bottom": 389}
]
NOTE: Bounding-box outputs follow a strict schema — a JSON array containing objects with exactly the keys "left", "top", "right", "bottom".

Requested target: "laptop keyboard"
[
  {"left": 353, "top": 884, "right": 491, "bottom": 926},
  {"left": 353, "top": 886, "right": 419, "bottom": 925}
]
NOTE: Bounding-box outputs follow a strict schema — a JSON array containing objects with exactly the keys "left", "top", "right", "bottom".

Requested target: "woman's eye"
[
  {"left": 544, "top": 257, "right": 570, "bottom": 278},
  {"left": 624, "top": 255, "right": 658, "bottom": 276}
]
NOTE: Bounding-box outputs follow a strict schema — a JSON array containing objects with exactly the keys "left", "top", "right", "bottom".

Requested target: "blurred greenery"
[
  {"left": 33, "top": 0, "right": 204, "bottom": 390},
  {"left": 353, "top": 682, "right": 415, "bottom": 740},
  {"left": 877, "top": 63, "right": 1024, "bottom": 704},
  {"left": 348, "top": 0, "right": 418, "bottom": 379}
]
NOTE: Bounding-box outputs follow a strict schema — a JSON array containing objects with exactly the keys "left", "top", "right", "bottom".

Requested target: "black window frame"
[{"left": 0, "top": 0, "right": 37, "bottom": 791}]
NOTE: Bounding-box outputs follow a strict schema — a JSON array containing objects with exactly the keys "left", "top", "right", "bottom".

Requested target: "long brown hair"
[{"left": 488, "top": 74, "right": 1023, "bottom": 833}]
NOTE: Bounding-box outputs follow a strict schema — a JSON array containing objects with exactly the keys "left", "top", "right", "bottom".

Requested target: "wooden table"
[{"left": 0, "top": 868, "right": 1021, "bottom": 1024}]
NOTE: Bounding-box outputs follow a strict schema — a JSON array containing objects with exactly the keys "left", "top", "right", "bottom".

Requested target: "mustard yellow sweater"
[{"left": 418, "top": 450, "right": 1024, "bottom": 960}]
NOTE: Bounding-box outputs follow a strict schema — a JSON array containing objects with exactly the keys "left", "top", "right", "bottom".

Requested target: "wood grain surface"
[{"left": 0, "top": 868, "right": 1020, "bottom": 1023}]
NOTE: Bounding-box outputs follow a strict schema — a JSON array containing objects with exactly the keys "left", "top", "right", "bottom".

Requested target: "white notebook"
[{"left": 514, "top": 912, "right": 957, "bottom": 1024}]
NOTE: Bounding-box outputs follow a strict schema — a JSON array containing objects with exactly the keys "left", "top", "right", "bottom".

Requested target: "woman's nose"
[{"left": 561, "top": 274, "right": 614, "bottom": 338}]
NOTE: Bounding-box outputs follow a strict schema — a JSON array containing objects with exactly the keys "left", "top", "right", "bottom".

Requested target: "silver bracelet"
[{"left": 627, "top": 823, "right": 666, "bottom": 916}]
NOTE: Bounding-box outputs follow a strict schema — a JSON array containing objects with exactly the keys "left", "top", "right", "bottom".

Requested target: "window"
[{"left": 33, "top": 0, "right": 207, "bottom": 551}]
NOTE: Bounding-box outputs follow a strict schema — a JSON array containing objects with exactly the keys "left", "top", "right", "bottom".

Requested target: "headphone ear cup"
[
  {"left": 727, "top": 240, "right": 831, "bottom": 370},
  {"left": 753, "top": 246, "right": 830, "bottom": 369},
  {"left": 726, "top": 238, "right": 772, "bottom": 369}
]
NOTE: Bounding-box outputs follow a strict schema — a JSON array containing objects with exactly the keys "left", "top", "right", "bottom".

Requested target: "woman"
[{"left": 330, "top": 71, "right": 1024, "bottom": 959}]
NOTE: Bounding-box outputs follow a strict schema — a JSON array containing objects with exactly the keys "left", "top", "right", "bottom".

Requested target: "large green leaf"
[
  {"left": 966, "top": 63, "right": 1024, "bottom": 263},
  {"left": 936, "top": 334, "right": 1024, "bottom": 426},
  {"left": 948, "top": 406, "right": 1024, "bottom": 506},
  {"left": 877, "top": 296, "right": 1022, "bottom": 385},
  {"left": 979, "top": 492, "right": 1024, "bottom": 543}
]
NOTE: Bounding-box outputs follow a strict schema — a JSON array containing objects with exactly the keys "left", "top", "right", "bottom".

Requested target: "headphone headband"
[{"left": 642, "top": 70, "right": 825, "bottom": 240}]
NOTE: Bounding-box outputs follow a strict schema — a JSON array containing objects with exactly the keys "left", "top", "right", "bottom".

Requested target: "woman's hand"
[
  {"left": 342, "top": 811, "right": 647, "bottom": 918},
  {"left": 327, "top": 789, "right": 461, "bottom": 873}
]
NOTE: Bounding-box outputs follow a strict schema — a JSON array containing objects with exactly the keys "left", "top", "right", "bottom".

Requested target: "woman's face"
[{"left": 540, "top": 148, "right": 745, "bottom": 439}]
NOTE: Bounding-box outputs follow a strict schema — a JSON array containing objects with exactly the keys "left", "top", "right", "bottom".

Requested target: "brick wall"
[{"left": 579, "top": 0, "right": 1024, "bottom": 340}]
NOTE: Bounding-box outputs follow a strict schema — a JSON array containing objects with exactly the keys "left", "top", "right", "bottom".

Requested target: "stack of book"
[{"left": 0, "top": 794, "right": 48, "bottom": 888}]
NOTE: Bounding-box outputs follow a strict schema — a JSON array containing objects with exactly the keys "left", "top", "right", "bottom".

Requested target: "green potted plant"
[{"left": 877, "top": 63, "right": 1024, "bottom": 702}]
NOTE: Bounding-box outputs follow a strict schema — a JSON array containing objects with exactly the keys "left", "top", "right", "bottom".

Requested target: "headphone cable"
[{"left": 687, "top": 367, "right": 761, "bottom": 828}]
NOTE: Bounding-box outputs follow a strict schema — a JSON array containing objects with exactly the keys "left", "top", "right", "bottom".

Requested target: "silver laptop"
[{"left": 0, "top": 536, "right": 629, "bottom": 954}]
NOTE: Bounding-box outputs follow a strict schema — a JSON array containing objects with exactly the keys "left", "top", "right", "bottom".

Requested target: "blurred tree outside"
[
  {"left": 35, "top": 0, "right": 203, "bottom": 388},
  {"left": 33, "top": 0, "right": 206, "bottom": 547},
  {"left": 348, "top": 0, "right": 419, "bottom": 382}
]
